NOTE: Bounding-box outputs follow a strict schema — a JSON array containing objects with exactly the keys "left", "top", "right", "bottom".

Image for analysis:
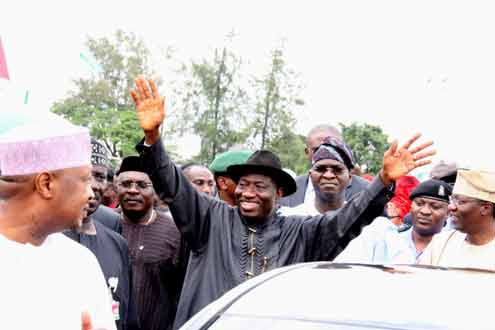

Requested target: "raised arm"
[
  {"left": 303, "top": 133, "right": 435, "bottom": 261},
  {"left": 131, "top": 77, "right": 217, "bottom": 252}
]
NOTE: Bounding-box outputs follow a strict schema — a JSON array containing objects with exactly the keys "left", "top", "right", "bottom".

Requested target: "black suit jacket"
[{"left": 279, "top": 174, "right": 369, "bottom": 207}]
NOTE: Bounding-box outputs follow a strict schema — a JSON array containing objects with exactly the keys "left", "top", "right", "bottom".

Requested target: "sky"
[{"left": 2, "top": 0, "right": 494, "bottom": 171}]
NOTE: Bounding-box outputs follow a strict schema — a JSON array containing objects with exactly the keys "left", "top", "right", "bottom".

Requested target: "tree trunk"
[
  {"left": 211, "top": 48, "right": 227, "bottom": 162},
  {"left": 261, "top": 63, "right": 276, "bottom": 149}
]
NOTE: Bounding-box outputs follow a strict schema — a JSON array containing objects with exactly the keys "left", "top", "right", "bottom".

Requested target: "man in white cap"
[
  {"left": 419, "top": 169, "right": 495, "bottom": 270},
  {"left": 0, "top": 111, "right": 116, "bottom": 330}
]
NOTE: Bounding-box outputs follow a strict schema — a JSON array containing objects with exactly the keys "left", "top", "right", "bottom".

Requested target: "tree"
[
  {"left": 340, "top": 122, "right": 390, "bottom": 175},
  {"left": 268, "top": 132, "right": 310, "bottom": 175},
  {"left": 51, "top": 30, "right": 164, "bottom": 159},
  {"left": 248, "top": 43, "right": 305, "bottom": 171},
  {"left": 173, "top": 38, "right": 248, "bottom": 165}
]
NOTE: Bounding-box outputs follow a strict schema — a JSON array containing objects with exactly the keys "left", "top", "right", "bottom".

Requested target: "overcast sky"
[{"left": 2, "top": 0, "right": 494, "bottom": 171}]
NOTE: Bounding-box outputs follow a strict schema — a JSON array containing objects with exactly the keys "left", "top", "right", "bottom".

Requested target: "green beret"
[{"left": 209, "top": 150, "right": 253, "bottom": 173}]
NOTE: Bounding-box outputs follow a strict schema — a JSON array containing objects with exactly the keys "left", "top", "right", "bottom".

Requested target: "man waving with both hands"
[{"left": 130, "top": 77, "right": 436, "bottom": 329}]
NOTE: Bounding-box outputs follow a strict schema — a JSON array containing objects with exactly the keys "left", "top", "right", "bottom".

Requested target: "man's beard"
[{"left": 315, "top": 188, "right": 342, "bottom": 205}]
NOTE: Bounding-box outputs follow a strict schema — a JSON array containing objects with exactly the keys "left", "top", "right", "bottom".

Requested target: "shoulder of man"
[
  {"left": 93, "top": 220, "right": 129, "bottom": 250},
  {"left": 430, "top": 229, "right": 462, "bottom": 245},
  {"left": 295, "top": 174, "right": 309, "bottom": 187},
  {"left": 48, "top": 233, "right": 104, "bottom": 263},
  {"left": 278, "top": 174, "right": 308, "bottom": 207},
  {"left": 93, "top": 205, "right": 122, "bottom": 233},
  {"left": 349, "top": 175, "right": 370, "bottom": 189}
]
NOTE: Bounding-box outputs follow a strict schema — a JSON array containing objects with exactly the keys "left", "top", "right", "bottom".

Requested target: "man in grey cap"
[{"left": 279, "top": 136, "right": 354, "bottom": 216}]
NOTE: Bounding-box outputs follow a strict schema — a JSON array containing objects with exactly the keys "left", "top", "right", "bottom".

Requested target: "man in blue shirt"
[{"left": 336, "top": 179, "right": 452, "bottom": 264}]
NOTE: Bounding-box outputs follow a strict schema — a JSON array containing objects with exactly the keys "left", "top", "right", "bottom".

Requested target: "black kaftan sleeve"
[
  {"left": 136, "top": 139, "right": 214, "bottom": 252},
  {"left": 301, "top": 175, "right": 394, "bottom": 261}
]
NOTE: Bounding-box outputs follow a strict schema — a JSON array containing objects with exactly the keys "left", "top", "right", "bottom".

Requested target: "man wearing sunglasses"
[
  {"left": 279, "top": 136, "right": 354, "bottom": 216},
  {"left": 279, "top": 124, "right": 369, "bottom": 207},
  {"left": 419, "top": 169, "right": 495, "bottom": 270}
]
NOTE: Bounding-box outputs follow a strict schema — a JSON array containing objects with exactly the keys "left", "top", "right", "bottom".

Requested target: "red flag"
[{"left": 0, "top": 37, "right": 10, "bottom": 80}]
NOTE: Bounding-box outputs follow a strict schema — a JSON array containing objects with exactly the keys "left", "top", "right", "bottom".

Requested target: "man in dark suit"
[{"left": 279, "top": 124, "right": 369, "bottom": 207}]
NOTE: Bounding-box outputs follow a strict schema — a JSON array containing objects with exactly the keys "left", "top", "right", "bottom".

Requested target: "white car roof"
[{"left": 204, "top": 263, "right": 495, "bottom": 330}]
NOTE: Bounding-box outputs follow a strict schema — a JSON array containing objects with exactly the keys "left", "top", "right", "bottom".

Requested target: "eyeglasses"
[
  {"left": 311, "top": 164, "right": 347, "bottom": 175},
  {"left": 117, "top": 180, "right": 153, "bottom": 190},
  {"left": 449, "top": 195, "right": 480, "bottom": 207}
]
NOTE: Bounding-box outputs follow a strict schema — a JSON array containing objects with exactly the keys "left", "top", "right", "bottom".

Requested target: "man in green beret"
[{"left": 209, "top": 150, "right": 252, "bottom": 206}]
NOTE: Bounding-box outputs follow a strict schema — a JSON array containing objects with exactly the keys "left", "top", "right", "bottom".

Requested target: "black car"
[{"left": 180, "top": 262, "right": 495, "bottom": 330}]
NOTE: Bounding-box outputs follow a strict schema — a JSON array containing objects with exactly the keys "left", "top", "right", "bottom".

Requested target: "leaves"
[
  {"left": 248, "top": 44, "right": 305, "bottom": 174},
  {"left": 51, "top": 30, "right": 167, "bottom": 159},
  {"left": 174, "top": 40, "right": 249, "bottom": 165},
  {"left": 340, "top": 122, "right": 391, "bottom": 175}
]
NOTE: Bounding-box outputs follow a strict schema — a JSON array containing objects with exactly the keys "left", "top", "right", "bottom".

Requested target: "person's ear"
[
  {"left": 34, "top": 172, "right": 56, "bottom": 199},
  {"left": 276, "top": 188, "right": 284, "bottom": 198},
  {"left": 304, "top": 146, "right": 310, "bottom": 157},
  {"left": 216, "top": 177, "right": 227, "bottom": 191},
  {"left": 479, "top": 202, "right": 492, "bottom": 216}
]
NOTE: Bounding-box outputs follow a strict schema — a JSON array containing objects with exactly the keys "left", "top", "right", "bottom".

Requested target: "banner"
[{"left": 0, "top": 37, "right": 10, "bottom": 80}]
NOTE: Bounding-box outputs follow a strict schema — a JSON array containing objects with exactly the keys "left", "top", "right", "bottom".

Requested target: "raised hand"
[
  {"left": 130, "top": 77, "right": 165, "bottom": 144},
  {"left": 380, "top": 133, "right": 435, "bottom": 185},
  {"left": 81, "top": 311, "right": 107, "bottom": 330},
  {"left": 81, "top": 311, "right": 93, "bottom": 330}
]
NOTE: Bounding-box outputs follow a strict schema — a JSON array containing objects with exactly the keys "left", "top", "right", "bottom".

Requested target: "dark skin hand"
[
  {"left": 130, "top": 77, "right": 164, "bottom": 145},
  {"left": 131, "top": 77, "right": 437, "bottom": 184},
  {"left": 81, "top": 311, "right": 106, "bottom": 330},
  {"left": 379, "top": 133, "right": 435, "bottom": 185}
]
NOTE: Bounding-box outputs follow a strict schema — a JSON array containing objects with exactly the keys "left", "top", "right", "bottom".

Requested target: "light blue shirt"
[{"left": 335, "top": 217, "right": 417, "bottom": 264}]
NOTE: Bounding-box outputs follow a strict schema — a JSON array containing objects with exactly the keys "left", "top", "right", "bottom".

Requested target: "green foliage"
[
  {"left": 247, "top": 44, "right": 305, "bottom": 174},
  {"left": 340, "top": 122, "right": 390, "bottom": 175},
  {"left": 249, "top": 45, "right": 304, "bottom": 150},
  {"left": 268, "top": 132, "right": 310, "bottom": 175},
  {"left": 175, "top": 42, "right": 249, "bottom": 165},
  {"left": 51, "top": 30, "right": 163, "bottom": 158}
]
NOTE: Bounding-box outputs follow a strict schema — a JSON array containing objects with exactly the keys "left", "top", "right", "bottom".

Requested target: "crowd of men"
[{"left": 1, "top": 77, "right": 495, "bottom": 330}]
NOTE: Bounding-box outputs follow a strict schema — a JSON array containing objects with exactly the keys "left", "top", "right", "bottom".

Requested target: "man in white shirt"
[
  {"left": 278, "top": 124, "right": 369, "bottom": 207},
  {"left": 279, "top": 136, "right": 354, "bottom": 217},
  {"left": 419, "top": 169, "right": 495, "bottom": 270},
  {"left": 0, "top": 110, "right": 116, "bottom": 330}
]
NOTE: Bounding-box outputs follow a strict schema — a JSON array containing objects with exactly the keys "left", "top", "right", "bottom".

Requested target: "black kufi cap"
[{"left": 117, "top": 156, "right": 145, "bottom": 175}]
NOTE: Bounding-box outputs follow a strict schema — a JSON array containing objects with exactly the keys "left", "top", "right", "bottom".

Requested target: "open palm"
[
  {"left": 130, "top": 77, "right": 165, "bottom": 132},
  {"left": 382, "top": 133, "right": 435, "bottom": 183}
]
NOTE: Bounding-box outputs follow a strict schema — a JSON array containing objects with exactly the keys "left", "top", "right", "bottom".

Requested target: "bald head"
[
  {"left": 305, "top": 124, "right": 343, "bottom": 162},
  {"left": 182, "top": 164, "right": 216, "bottom": 197},
  {"left": 306, "top": 125, "right": 342, "bottom": 143}
]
